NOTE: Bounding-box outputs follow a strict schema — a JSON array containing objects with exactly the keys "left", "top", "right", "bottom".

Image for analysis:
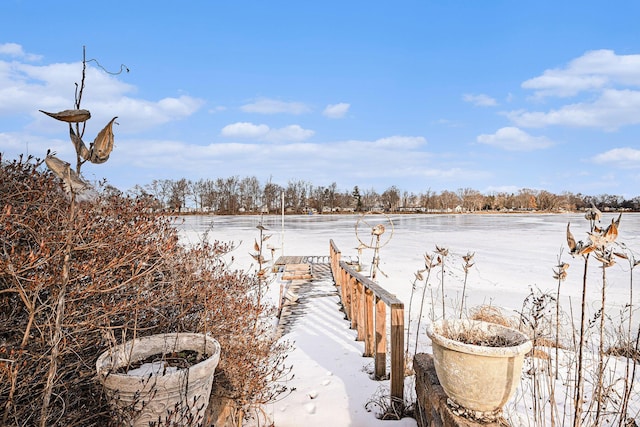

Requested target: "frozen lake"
[
  {"left": 178, "top": 212, "right": 640, "bottom": 343},
  {"left": 178, "top": 212, "right": 639, "bottom": 299}
]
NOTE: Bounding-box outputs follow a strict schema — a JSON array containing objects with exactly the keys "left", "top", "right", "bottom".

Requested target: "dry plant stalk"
[
  {"left": 566, "top": 205, "right": 623, "bottom": 427},
  {"left": 33, "top": 46, "right": 123, "bottom": 427},
  {"left": 413, "top": 252, "right": 437, "bottom": 356},
  {"left": 405, "top": 267, "right": 425, "bottom": 360},
  {"left": 459, "top": 252, "right": 474, "bottom": 319},
  {"left": 435, "top": 245, "right": 448, "bottom": 319}
]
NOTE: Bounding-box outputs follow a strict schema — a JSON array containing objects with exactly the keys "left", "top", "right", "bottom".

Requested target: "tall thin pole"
[{"left": 281, "top": 191, "right": 285, "bottom": 257}]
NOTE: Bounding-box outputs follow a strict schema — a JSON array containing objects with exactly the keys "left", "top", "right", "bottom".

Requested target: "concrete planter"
[
  {"left": 426, "top": 319, "right": 531, "bottom": 413},
  {"left": 96, "top": 333, "right": 220, "bottom": 426}
]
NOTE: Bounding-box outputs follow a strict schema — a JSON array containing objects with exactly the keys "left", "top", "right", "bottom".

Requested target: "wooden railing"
[{"left": 329, "top": 239, "right": 405, "bottom": 407}]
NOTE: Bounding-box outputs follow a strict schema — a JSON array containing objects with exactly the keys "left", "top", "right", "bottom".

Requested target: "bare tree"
[
  {"left": 438, "top": 190, "right": 460, "bottom": 211},
  {"left": 516, "top": 188, "right": 537, "bottom": 210},
  {"left": 169, "top": 178, "right": 190, "bottom": 212},
  {"left": 214, "top": 176, "right": 240, "bottom": 214},
  {"left": 191, "top": 178, "right": 209, "bottom": 211},
  {"left": 458, "top": 187, "right": 483, "bottom": 212},
  {"left": 145, "top": 179, "right": 174, "bottom": 210},
  {"left": 239, "top": 176, "right": 262, "bottom": 212},
  {"left": 285, "top": 179, "right": 310, "bottom": 212},
  {"left": 362, "top": 187, "right": 380, "bottom": 211},
  {"left": 263, "top": 179, "right": 283, "bottom": 213},
  {"left": 202, "top": 179, "right": 219, "bottom": 211},
  {"left": 536, "top": 190, "right": 560, "bottom": 211},
  {"left": 132, "top": 177, "right": 637, "bottom": 215},
  {"left": 327, "top": 182, "right": 338, "bottom": 211},
  {"left": 381, "top": 185, "right": 401, "bottom": 212},
  {"left": 309, "top": 185, "right": 328, "bottom": 212},
  {"left": 420, "top": 188, "right": 435, "bottom": 211}
]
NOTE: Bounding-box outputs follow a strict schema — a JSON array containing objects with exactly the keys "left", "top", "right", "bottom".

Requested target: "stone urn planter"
[
  {"left": 96, "top": 332, "right": 221, "bottom": 426},
  {"left": 426, "top": 319, "right": 532, "bottom": 413}
]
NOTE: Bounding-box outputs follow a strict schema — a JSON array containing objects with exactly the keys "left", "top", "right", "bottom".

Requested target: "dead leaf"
[
  {"left": 603, "top": 218, "right": 618, "bottom": 244},
  {"left": 40, "top": 109, "right": 91, "bottom": 123},
  {"left": 579, "top": 245, "right": 595, "bottom": 255},
  {"left": 89, "top": 117, "right": 117, "bottom": 164},
  {"left": 44, "top": 154, "right": 92, "bottom": 194},
  {"left": 69, "top": 126, "right": 90, "bottom": 160}
]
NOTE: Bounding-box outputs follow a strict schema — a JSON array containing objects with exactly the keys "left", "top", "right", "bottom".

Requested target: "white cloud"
[
  {"left": 0, "top": 132, "right": 29, "bottom": 151},
  {"left": 463, "top": 93, "right": 497, "bottom": 107},
  {"left": 323, "top": 103, "right": 350, "bottom": 118},
  {"left": 220, "top": 122, "right": 314, "bottom": 142},
  {"left": 592, "top": 147, "right": 640, "bottom": 169},
  {"left": 103, "top": 132, "right": 442, "bottom": 187},
  {"left": 265, "top": 125, "right": 314, "bottom": 142},
  {"left": 156, "top": 96, "right": 203, "bottom": 117},
  {"left": 220, "top": 122, "right": 269, "bottom": 138},
  {"left": 0, "top": 127, "right": 486, "bottom": 193},
  {"left": 522, "top": 50, "right": 640, "bottom": 99},
  {"left": 373, "top": 136, "right": 426, "bottom": 149},
  {"left": 524, "top": 74, "right": 608, "bottom": 99},
  {"left": 240, "top": 98, "right": 311, "bottom": 114},
  {"left": 507, "top": 50, "right": 640, "bottom": 131},
  {"left": 0, "top": 43, "right": 42, "bottom": 61},
  {"left": 0, "top": 131, "right": 78, "bottom": 160},
  {"left": 507, "top": 89, "right": 640, "bottom": 130},
  {"left": 208, "top": 106, "right": 227, "bottom": 113},
  {"left": 477, "top": 127, "right": 553, "bottom": 151},
  {"left": 0, "top": 55, "right": 205, "bottom": 133}
]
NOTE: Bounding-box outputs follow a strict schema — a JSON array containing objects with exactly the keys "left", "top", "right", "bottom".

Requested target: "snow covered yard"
[{"left": 178, "top": 212, "right": 640, "bottom": 426}]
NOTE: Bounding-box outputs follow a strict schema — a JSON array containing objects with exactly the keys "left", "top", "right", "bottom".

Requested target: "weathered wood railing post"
[
  {"left": 374, "top": 296, "right": 387, "bottom": 380},
  {"left": 329, "top": 239, "right": 405, "bottom": 409},
  {"left": 364, "top": 288, "right": 374, "bottom": 357},
  {"left": 355, "top": 280, "right": 364, "bottom": 341},
  {"left": 390, "top": 302, "right": 405, "bottom": 410},
  {"left": 342, "top": 270, "right": 350, "bottom": 318}
]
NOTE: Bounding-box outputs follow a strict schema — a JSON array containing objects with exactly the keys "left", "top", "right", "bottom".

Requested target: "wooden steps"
[
  {"left": 275, "top": 257, "right": 338, "bottom": 337},
  {"left": 281, "top": 263, "right": 312, "bottom": 281}
]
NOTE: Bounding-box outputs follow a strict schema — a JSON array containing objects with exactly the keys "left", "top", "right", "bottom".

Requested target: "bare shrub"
[{"left": 0, "top": 155, "right": 290, "bottom": 426}]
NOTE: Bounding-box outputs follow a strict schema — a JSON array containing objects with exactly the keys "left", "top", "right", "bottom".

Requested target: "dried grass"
[
  {"left": 439, "top": 320, "right": 527, "bottom": 348},
  {"left": 606, "top": 345, "right": 640, "bottom": 363},
  {"left": 469, "top": 305, "right": 515, "bottom": 328}
]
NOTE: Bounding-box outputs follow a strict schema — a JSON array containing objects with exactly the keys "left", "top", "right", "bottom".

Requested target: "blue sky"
[{"left": 1, "top": 1, "right": 640, "bottom": 198}]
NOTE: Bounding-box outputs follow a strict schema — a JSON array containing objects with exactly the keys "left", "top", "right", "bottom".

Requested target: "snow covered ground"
[{"left": 177, "top": 212, "right": 640, "bottom": 426}]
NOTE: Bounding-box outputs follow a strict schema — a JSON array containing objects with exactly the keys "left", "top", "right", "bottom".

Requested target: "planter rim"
[
  {"left": 96, "top": 332, "right": 220, "bottom": 380},
  {"left": 426, "top": 319, "right": 532, "bottom": 357}
]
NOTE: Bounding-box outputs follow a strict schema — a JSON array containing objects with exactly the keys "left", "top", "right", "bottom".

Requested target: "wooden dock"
[
  {"left": 270, "top": 251, "right": 410, "bottom": 426},
  {"left": 274, "top": 255, "right": 337, "bottom": 337},
  {"left": 273, "top": 245, "right": 405, "bottom": 414}
]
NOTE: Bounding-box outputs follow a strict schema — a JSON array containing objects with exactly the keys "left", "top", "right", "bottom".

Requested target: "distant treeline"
[{"left": 119, "top": 177, "right": 640, "bottom": 215}]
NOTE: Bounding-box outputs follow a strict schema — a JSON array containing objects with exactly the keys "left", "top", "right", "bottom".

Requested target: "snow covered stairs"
[{"left": 276, "top": 257, "right": 339, "bottom": 337}]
